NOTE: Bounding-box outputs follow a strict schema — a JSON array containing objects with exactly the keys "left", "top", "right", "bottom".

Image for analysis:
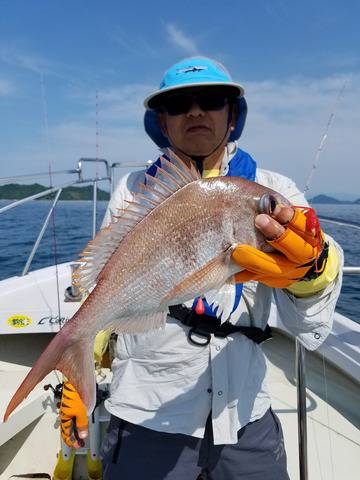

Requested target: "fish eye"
[
  {"left": 259, "top": 194, "right": 278, "bottom": 216},
  {"left": 269, "top": 196, "right": 277, "bottom": 214}
]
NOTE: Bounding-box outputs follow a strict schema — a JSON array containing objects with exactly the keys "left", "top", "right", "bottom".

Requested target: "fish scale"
[{"left": 4, "top": 150, "right": 289, "bottom": 421}]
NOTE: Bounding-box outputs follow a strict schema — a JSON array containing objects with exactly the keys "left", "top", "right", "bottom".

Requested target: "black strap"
[
  {"left": 169, "top": 305, "right": 272, "bottom": 346},
  {"left": 112, "top": 417, "right": 127, "bottom": 464},
  {"left": 302, "top": 241, "right": 329, "bottom": 281}
]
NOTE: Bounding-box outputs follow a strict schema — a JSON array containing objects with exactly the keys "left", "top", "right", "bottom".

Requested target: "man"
[{"left": 60, "top": 57, "right": 342, "bottom": 479}]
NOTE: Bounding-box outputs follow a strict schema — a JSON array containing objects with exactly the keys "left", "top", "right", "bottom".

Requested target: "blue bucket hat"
[{"left": 144, "top": 57, "right": 247, "bottom": 148}]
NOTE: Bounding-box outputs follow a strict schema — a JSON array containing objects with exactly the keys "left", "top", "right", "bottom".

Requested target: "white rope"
[
  {"left": 309, "top": 404, "right": 325, "bottom": 480},
  {"left": 40, "top": 72, "right": 62, "bottom": 385},
  {"left": 96, "top": 90, "right": 100, "bottom": 177},
  {"left": 322, "top": 353, "right": 336, "bottom": 480}
]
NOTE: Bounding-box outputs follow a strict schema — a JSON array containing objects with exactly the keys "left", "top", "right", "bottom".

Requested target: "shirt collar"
[{"left": 220, "top": 141, "right": 238, "bottom": 175}]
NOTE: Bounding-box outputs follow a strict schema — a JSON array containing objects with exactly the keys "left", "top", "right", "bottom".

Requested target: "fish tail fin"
[{"left": 4, "top": 323, "right": 96, "bottom": 421}]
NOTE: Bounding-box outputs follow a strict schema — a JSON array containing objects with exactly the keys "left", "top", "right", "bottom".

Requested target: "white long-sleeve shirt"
[{"left": 102, "top": 147, "right": 343, "bottom": 445}]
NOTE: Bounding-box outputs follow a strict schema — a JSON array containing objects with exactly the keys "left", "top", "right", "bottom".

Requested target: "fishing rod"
[
  {"left": 40, "top": 72, "right": 74, "bottom": 473},
  {"left": 304, "top": 79, "right": 347, "bottom": 195},
  {"left": 298, "top": 78, "right": 348, "bottom": 480},
  {"left": 40, "top": 72, "right": 62, "bottom": 339}
]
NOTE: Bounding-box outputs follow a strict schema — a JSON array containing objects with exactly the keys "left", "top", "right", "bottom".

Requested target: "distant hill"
[
  {"left": 0, "top": 183, "right": 110, "bottom": 201},
  {"left": 309, "top": 194, "right": 356, "bottom": 205},
  {"left": 0, "top": 184, "right": 357, "bottom": 205}
]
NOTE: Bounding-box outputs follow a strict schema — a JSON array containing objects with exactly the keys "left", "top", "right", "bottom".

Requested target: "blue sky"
[{"left": 0, "top": 0, "right": 359, "bottom": 198}]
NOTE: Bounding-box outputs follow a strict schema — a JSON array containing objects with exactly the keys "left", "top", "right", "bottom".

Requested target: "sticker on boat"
[{"left": 7, "top": 314, "right": 33, "bottom": 328}]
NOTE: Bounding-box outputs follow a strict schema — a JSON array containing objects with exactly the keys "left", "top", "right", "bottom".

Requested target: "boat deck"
[
  {"left": 263, "top": 330, "right": 360, "bottom": 480},
  {"left": 0, "top": 330, "right": 359, "bottom": 479}
]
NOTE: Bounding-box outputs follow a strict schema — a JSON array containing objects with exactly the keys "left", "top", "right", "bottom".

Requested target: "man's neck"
[
  {"left": 173, "top": 146, "right": 226, "bottom": 173},
  {"left": 202, "top": 148, "right": 225, "bottom": 171}
]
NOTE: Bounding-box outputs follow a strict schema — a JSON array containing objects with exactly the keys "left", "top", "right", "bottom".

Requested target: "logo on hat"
[{"left": 176, "top": 66, "right": 208, "bottom": 74}]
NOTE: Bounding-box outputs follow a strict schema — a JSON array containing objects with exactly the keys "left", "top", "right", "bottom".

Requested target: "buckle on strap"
[
  {"left": 169, "top": 305, "right": 219, "bottom": 346},
  {"left": 169, "top": 304, "right": 272, "bottom": 346},
  {"left": 188, "top": 327, "right": 211, "bottom": 346}
]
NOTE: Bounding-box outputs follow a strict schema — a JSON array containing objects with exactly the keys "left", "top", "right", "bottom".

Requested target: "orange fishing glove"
[
  {"left": 59, "top": 381, "right": 88, "bottom": 448},
  {"left": 232, "top": 207, "right": 328, "bottom": 289}
]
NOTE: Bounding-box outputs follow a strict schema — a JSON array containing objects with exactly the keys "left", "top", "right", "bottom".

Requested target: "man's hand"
[
  {"left": 59, "top": 381, "right": 88, "bottom": 448},
  {"left": 232, "top": 205, "right": 327, "bottom": 288}
]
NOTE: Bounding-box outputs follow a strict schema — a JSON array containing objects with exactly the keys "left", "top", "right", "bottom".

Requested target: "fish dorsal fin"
[
  {"left": 161, "top": 148, "right": 201, "bottom": 182},
  {"left": 74, "top": 152, "right": 200, "bottom": 291}
]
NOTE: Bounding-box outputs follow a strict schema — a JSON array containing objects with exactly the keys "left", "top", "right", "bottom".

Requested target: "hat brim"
[{"left": 144, "top": 82, "right": 244, "bottom": 110}]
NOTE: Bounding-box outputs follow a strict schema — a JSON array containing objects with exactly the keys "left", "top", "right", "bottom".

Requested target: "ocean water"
[
  {"left": 312, "top": 204, "right": 360, "bottom": 324},
  {"left": 0, "top": 200, "right": 359, "bottom": 324},
  {"left": 0, "top": 200, "right": 108, "bottom": 278}
]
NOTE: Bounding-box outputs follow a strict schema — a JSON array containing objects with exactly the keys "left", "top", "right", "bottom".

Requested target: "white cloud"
[
  {"left": 0, "top": 47, "right": 48, "bottom": 74},
  {"left": 0, "top": 46, "right": 89, "bottom": 82},
  {"left": 240, "top": 73, "right": 360, "bottom": 197},
  {"left": 0, "top": 79, "right": 15, "bottom": 96},
  {"left": 2, "top": 75, "right": 359, "bottom": 198},
  {"left": 91, "top": 84, "right": 154, "bottom": 124},
  {"left": 111, "top": 30, "right": 160, "bottom": 58},
  {"left": 166, "top": 23, "right": 198, "bottom": 55}
]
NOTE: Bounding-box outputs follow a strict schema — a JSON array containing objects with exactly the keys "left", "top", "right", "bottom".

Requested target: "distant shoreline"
[
  {"left": 309, "top": 194, "right": 360, "bottom": 205},
  {"left": 0, "top": 183, "right": 110, "bottom": 201},
  {"left": 0, "top": 184, "right": 358, "bottom": 204},
  {"left": 0, "top": 198, "right": 109, "bottom": 202}
]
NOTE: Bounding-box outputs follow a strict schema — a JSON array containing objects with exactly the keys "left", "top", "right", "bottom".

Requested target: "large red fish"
[{"left": 4, "top": 151, "right": 288, "bottom": 421}]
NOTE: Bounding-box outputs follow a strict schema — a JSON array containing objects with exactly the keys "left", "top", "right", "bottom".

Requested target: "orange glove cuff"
[
  {"left": 60, "top": 382, "right": 88, "bottom": 429},
  {"left": 59, "top": 381, "right": 88, "bottom": 447}
]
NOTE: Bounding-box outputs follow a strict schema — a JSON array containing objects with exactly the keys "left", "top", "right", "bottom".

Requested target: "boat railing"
[
  {"left": 0, "top": 158, "right": 359, "bottom": 480},
  {"left": 296, "top": 266, "right": 360, "bottom": 480},
  {"left": 0, "top": 158, "right": 149, "bottom": 274}
]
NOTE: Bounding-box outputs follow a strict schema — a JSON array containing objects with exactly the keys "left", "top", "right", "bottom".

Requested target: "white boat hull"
[{"left": 0, "top": 263, "right": 359, "bottom": 478}]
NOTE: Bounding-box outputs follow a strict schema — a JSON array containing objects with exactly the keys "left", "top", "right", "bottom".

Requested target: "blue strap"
[
  {"left": 146, "top": 157, "right": 162, "bottom": 178},
  {"left": 227, "top": 148, "right": 256, "bottom": 181}
]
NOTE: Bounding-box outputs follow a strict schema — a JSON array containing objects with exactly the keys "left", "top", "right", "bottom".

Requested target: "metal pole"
[
  {"left": 0, "top": 169, "right": 79, "bottom": 184},
  {"left": 343, "top": 266, "right": 360, "bottom": 274},
  {"left": 0, "top": 181, "right": 75, "bottom": 214},
  {"left": 92, "top": 180, "right": 97, "bottom": 239},
  {"left": 296, "top": 338, "right": 308, "bottom": 480},
  {"left": 22, "top": 188, "right": 62, "bottom": 276},
  {"left": 110, "top": 165, "right": 115, "bottom": 194}
]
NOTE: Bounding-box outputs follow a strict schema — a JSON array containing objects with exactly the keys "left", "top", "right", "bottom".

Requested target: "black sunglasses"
[{"left": 158, "top": 90, "right": 231, "bottom": 116}]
